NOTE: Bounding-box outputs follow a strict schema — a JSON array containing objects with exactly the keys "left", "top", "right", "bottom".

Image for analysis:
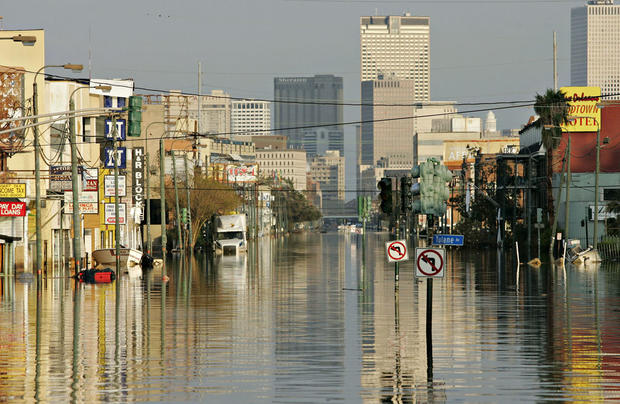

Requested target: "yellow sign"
[
  {"left": 560, "top": 86, "right": 601, "bottom": 132},
  {"left": 0, "top": 183, "right": 26, "bottom": 198},
  {"left": 443, "top": 139, "right": 520, "bottom": 164}
]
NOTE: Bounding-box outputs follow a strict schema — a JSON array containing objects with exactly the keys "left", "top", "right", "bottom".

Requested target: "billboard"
[
  {"left": 64, "top": 191, "right": 99, "bottom": 214},
  {"left": 443, "top": 139, "right": 520, "bottom": 164},
  {"left": 132, "top": 147, "right": 145, "bottom": 221},
  {"left": 560, "top": 86, "right": 601, "bottom": 132},
  {"left": 0, "top": 67, "right": 26, "bottom": 141},
  {"left": 104, "top": 203, "right": 126, "bottom": 225},
  {"left": 0, "top": 183, "right": 26, "bottom": 198},
  {"left": 0, "top": 201, "right": 26, "bottom": 217},
  {"left": 226, "top": 165, "right": 257, "bottom": 183},
  {"left": 104, "top": 175, "right": 126, "bottom": 197}
]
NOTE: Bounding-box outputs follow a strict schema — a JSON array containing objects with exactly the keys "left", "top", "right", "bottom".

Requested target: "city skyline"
[{"left": 1, "top": 0, "right": 592, "bottom": 132}]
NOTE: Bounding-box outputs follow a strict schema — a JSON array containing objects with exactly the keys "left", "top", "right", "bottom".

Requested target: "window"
[
  {"left": 604, "top": 188, "right": 620, "bottom": 201},
  {"left": 104, "top": 96, "right": 113, "bottom": 108}
]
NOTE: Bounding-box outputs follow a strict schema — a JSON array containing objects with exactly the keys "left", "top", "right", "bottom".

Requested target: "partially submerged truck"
[{"left": 213, "top": 214, "right": 247, "bottom": 255}]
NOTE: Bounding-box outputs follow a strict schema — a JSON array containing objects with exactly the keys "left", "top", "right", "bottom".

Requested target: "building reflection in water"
[{"left": 0, "top": 235, "right": 620, "bottom": 401}]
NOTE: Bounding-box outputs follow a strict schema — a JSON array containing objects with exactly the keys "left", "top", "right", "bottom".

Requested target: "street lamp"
[
  {"left": 68, "top": 84, "right": 111, "bottom": 273},
  {"left": 32, "top": 63, "right": 83, "bottom": 277}
]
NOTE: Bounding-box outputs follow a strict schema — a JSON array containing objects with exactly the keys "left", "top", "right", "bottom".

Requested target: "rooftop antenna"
[{"left": 88, "top": 25, "right": 92, "bottom": 80}]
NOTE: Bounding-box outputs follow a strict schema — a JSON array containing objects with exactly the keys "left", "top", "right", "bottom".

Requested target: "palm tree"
[{"left": 533, "top": 89, "right": 569, "bottom": 224}]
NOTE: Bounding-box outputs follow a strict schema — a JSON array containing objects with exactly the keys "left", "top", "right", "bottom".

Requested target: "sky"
[{"left": 2, "top": 0, "right": 587, "bottom": 197}]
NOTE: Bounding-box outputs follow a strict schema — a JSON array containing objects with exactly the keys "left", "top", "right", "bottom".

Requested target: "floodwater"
[{"left": 1, "top": 232, "right": 620, "bottom": 402}]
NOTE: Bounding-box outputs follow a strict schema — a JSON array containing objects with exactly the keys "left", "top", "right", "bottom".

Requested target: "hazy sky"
[
  {"left": 3, "top": 0, "right": 586, "bottom": 197},
  {"left": 3, "top": 0, "right": 585, "bottom": 128}
]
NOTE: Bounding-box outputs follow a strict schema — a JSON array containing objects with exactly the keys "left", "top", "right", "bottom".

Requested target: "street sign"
[
  {"left": 386, "top": 240, "right": 408, "bottom": 263},
  {"left": 104, "top": 147, "right": 127, "bottom": 169},
  {"left": 416, "top": 248, "right": 446, "bottom": 278},
  {"left": 589, "top": 205, "right": 617, "bottom": 221},
  {"left": 432, "top": 234, "right": 464, "bottom": 246}
]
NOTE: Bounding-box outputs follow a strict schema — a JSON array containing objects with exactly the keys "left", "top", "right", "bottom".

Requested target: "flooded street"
[{"left": 2, "top": 232, "right": 620, "bottom": 402}]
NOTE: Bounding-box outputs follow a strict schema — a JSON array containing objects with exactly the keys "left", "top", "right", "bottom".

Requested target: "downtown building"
[
  {"left": 571, "top": 0, "right": 620, "bottom": 98},
  {"left": 360, "top": 14, "right": 430, "bottom": 172},
  {"left": 231, "top": 99, "right": 271, "bottom": 137},
  {"left": 273, "top": 75, "right": 344, "bottom": 152}
]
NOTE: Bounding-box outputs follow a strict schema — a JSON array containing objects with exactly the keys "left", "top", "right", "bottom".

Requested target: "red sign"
[{"left": 0, "top": 201, "right": 26, "bottom": 217}]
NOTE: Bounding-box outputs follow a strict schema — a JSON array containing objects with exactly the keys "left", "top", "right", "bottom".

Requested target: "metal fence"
[{"left": 600, "top": 236, "right": 620, "bottom": 261}]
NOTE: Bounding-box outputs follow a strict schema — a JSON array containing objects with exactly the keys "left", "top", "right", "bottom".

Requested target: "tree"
[
  {"left": 165, "top": 169, "right": 240, "bottom": 248},
  {"left": 533, "top": 89, "right": 569, "bottom": 223},
  {"left": 262, "top": 177, "right": 321, "bottom": 230}
]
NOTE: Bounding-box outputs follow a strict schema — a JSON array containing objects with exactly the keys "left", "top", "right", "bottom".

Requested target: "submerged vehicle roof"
[{"left": 217, "top": 214, "right": 246, "bottom": 232}]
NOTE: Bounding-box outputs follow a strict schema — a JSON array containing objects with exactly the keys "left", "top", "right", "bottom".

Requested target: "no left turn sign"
[
  {"left": 386, "top": 240, "right": 408, "bottom": 263},
  {"left": 415, "top": 248, "right": 445, "bottom": 278}
]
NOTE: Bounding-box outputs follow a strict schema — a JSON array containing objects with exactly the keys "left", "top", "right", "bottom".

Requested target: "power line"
[{"left": 5, "top": 64, "right": 619, "bottom": 108}]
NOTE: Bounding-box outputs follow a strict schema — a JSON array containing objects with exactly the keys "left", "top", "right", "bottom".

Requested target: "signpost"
[
  {"left": 386, "top": 240, "right": 408, "bottom": 263},
  {"left": 415, "top": 246, "right": 446, "bottom": 385},
  {"left": 415, "top": 247, "right": 445, "bottom": 278},
  {"left": 432, "top": 234, "right": 464, "bottom": 247}
]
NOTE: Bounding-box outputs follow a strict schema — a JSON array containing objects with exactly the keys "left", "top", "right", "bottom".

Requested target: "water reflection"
[{"left": 1, "top": 234, "right": 620, "bottom": 401}]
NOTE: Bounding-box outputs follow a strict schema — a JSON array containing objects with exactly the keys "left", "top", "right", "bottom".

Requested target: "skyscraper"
[
  {"left": 571, "top": 0, "right": 620, "bottom": 98},
  {"left": 273, "top": 75, "right": 344, "bottom": 150},
  {"left": 360, "top": 14, "right": 430, "bottom": 101},
  {"left": 361, "top": 79, "right": 417, "bottom": 166}
]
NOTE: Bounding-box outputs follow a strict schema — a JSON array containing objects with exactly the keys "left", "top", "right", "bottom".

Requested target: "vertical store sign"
[{"left": 132, "top": 147, "right": 145, "bottom": 221}]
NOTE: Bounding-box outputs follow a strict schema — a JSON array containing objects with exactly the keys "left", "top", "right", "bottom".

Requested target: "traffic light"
[
  {"left": 377, "top": 177, "right": 392, "bottom": 215},
  {"left": 410, "top": 159, "right": 452, "bottom": 216},
  {"left": 400, "top": 176, "right": 413, "bottom": 211},
  {"left": 181, "top": 207, "right": 188, "bottom": 224},
  {"left": 128, "top": 95, "right": 142, "bottom": 137},
  {"left": 357, "top": 196, "right": 364, "bottom": 220},
  {"left": 410, "top": 160, "right": 435, "bottom": 214}
]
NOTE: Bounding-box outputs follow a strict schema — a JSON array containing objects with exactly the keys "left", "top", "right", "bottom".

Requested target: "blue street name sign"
[{"left": 432, "top": 234, "right": 464, "bottom": 246}]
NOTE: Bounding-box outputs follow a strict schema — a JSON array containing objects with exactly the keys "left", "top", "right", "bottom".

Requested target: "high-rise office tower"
[
  {"left": 231, "top": 100, "right": 271, "bottom": 137},
  {"left": 361, "top": 79, "right": 417, "bottom": 166},
  {"left": 273, "top": 75, "right": 344, "bottom": 150},
  {"left": 571, "top": 0, "right": 620, "bottom": 98},
  {"left": 360, "top": 13, "right": 430, "bottom": 101}
]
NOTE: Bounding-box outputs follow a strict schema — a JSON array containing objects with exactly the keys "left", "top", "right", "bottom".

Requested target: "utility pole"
[
  {"left": 184, "top": 156, "right": 193, "bottom": 251},
  {"left": 69, "top": 97, "right": 81, "bottom": 274},
  {"left": 32, "top": 80, "right": 42, "bottom": 278},
  {"left": 172, "top": 150, "right": 183, "bottom": 252},
  {"left": 146, "top": 153, "right": 152, "bottom": 255},
  {"left": 564, "top": 134, "right": 572, "bottom": 243},
  {"left": 112, "top": 116, "right": 121, "bottom": 275},
  {"left": 553, "top": 31, "right": 558, "bottom": 90},
  {"left": 594, "top": 126, "right": 600, "bottom": 251},
  {"left": 159, "top": 138, "right": 167, "bottom": 260},
  {"left": 549, "top": 148, "right": 568, "bottom": 257}
]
